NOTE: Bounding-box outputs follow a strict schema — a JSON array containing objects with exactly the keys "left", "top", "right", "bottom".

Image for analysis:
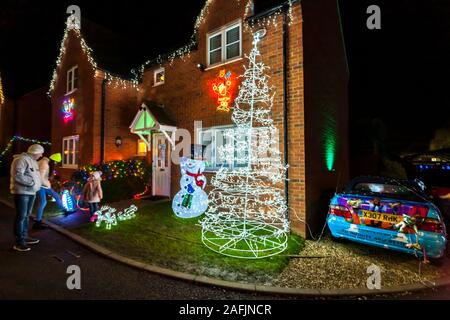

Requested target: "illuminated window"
[
  {"left": 207, "top": 21, "right": 242, "bottom": 67},
  {"left": 62, "top": 135, "right": 79, "bottom": 168},
  {"left": 154, "top": 67, "right": 165, "bottom": 86},
  {"left": 137, "top": 140, "right": 148, "bottom": 156},
  {"left": 197, "top": 125, "right": 249, "bottom": 171},
  {"left": 67, "top": 66, "right": 79, "bottom": 94}
]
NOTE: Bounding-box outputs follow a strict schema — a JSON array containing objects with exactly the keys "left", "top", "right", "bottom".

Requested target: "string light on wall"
[
  {"left": 133, "top": 0, "right": 296, "bottom": 84},
  {"left": 48, "top": 14, "right": 138, "bottom": 96},
  {"left": 0, "top": 136, "right": 52, "bottom": 165},
  {"left": 0, "top": 73, "right": 5, "bottom": 105}
]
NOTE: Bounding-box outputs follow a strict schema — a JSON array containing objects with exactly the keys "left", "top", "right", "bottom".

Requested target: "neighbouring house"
[
  {"left": 48, "top": 0, "right": 349, "bottom": 237},
  {"left": 0, "top": 74, "right": 52, "bottom": 175}
]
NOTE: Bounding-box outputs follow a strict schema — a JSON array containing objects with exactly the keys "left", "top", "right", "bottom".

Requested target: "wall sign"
[
  {"left": 62, "top": 98, "right": 75, "bottom": 124},
  {"left": 210, "top": 69, "right": 236, "bottom": 112}
]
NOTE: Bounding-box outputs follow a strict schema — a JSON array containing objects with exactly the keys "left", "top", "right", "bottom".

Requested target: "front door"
[{"left": 152, "top": 133, "right": 171, "bottom": 197}]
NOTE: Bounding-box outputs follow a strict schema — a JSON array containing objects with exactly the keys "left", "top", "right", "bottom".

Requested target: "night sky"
[{"left": 1, "top": 0, "right": 450, "bottom": 156}]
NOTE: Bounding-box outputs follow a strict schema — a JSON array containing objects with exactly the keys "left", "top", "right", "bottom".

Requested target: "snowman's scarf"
[{"left": 186, "top": 169, "right": 205, "bottom": 188}]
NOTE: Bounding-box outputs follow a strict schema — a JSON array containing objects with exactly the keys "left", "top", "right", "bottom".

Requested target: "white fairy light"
[
  {"left": 48, "top": 14, "right": 138, "bottom": 96},
  {"left": 200, "top": 35, "right": 290, "bottom": 259}
]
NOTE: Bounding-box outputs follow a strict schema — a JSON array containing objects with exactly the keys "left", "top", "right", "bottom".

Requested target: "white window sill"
[
  {"left": 153, "top": 82, "right": 165, "bottom": 87},
  {"left": 65, "top": 89, "right": 78, "bottom": 96},
  {"left": 62, "top": 165, "right": 79, "bottom": 170},
  {"left": 205, "top": 57, "right": 243, "bottom": 71}
]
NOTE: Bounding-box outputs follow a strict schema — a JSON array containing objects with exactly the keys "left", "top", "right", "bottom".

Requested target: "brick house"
[
  {"left": 48, "top": 18, "right": 141, "bottom": 179},
  {"left": 49, "top": 0, "right": 349, "bottom": 237}
]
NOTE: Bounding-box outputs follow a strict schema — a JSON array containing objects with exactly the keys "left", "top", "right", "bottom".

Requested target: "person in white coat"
[{"left": 10, "top": 144, "right": 44, "bottom": 252}]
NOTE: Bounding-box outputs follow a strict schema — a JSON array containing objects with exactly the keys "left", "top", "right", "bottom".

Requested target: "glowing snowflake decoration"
[{"left": 200, "top": 35, "right": 290, "bottom": 259}]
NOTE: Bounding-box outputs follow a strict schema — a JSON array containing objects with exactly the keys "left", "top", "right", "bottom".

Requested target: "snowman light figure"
[{"left": 172, "top": 157, "right": 209, "bottom": 219}]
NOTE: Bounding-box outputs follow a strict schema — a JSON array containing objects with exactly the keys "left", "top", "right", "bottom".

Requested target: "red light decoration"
[
  {"left": 62, "top": 98, "right": 75, "bottom": 124},
  {"left": 209, "top": 69, "right": 236, "bottom": 112}
]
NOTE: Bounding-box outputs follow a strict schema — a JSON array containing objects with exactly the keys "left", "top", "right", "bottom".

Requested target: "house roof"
[
  {"left": 130, "top": 101, "right": 176, "bottom": 134},
  {"left": 143, "top": 100, "right": 176, "bottom": 127}
]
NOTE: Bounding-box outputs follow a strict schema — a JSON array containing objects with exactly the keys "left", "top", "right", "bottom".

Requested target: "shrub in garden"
[{"left": 71, "top": 160, "right": 151, "bottom": 203}]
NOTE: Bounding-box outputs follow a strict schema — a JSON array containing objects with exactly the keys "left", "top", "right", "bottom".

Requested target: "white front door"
[{"left": 152, "top": 133, "right": 171, "bottom": 197}]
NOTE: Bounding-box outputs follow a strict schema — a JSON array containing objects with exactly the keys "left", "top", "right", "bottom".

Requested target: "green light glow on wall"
[
  {"left": 324, "top": 132, "right": 337, "bottom": 172},
  {"left": 322, "top": 102, "right": 337, "bottom": 172}
]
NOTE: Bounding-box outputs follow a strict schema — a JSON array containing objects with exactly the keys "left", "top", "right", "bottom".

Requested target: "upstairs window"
[
  {"left": 154, "top": 67, "right": 165, "bottom": 86},
  {"left": 207, "top": 21, "right": 242, "bottom": 67},
  {"left": 67, "top": 66, "right": 78, "bottom": 94}
]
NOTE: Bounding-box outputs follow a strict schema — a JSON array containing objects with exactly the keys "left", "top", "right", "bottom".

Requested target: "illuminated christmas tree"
[{"left": 201, "top": 35, "right": 290, "bottom": 259}]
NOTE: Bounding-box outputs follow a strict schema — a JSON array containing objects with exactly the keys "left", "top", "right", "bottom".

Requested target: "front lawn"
[{"left": 72, "top": 201, "right": 304, "bottom": 284}]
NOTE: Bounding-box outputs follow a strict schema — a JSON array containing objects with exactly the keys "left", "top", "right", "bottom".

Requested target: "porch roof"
[{"left": 130, "top": 101, "right": 175, "bottom": 134}]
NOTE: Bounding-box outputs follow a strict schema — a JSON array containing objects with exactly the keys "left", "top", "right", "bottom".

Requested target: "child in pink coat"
[{"left": 83, "top": 171, "right": 103, "bottom": 220}]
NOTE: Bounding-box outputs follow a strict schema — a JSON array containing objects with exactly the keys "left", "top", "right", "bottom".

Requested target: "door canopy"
[{"left": 130, "top": 102, "right": 177, "bottom": 149}]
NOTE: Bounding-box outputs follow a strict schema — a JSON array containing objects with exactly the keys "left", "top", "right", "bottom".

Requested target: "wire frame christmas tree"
[{"left": 201, "top": 35, "right": 290, "bottom": 259}]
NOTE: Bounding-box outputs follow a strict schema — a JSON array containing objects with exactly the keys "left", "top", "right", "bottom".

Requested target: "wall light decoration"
[
  {"left": 209, "top": 69, "right": 236, "bottom": 112},
  {"left": 62, "top": 98, "right": 75, "bottom": 124}
]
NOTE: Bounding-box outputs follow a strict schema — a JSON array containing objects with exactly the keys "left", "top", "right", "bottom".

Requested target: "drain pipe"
[
  {"left": 282, "top": 6, "right": 290, "bottom": 215},
  {"left": 100, "top": 79, "right": 107, "bottom": 164}
]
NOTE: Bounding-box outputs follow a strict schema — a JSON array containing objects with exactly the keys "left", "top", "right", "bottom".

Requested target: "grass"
[{"left": 72, "top": 201, "right": 304, "bottom": 284}]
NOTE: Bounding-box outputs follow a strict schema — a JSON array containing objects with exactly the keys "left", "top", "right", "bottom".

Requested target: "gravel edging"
[{"left": 1, "top": 197, "right": 449, "bottom": 297}]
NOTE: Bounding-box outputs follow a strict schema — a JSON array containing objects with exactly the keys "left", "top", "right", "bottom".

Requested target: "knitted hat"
[
  {"left": 92, "top": 171, "right": 102, "bottom": 181},
  {"left": 27, "top": 144, "right": 45, "bottom": 155}
]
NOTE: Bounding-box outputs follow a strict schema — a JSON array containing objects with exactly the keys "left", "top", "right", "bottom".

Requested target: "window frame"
[
  {"left": 153, "top": 67, "right": 165, "bottom": 87},
  {"left": 62, "top": 135, "right": 79, "bottom": 169},
  {"left": 207, "top": 20, "right": 242, "bottom": 68},
  {"left": 196, "top": 125, "right": 247, "bottom": 172},
  {"left": 66, "top": 65, "right": 79, "bottom": 95}
]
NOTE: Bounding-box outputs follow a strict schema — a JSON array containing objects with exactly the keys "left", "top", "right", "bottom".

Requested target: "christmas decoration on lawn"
[
  {"left": 209, "top": 69, "right": 237, "bottom": 112},
  {"left": 0, "top": 136, "right": 52, "bottom": 165},
  {"left": 200, "top": 35, "right": 290, "bottom": 259},
  {"left": 93, "top": 205, "right": 138, "bottom": 230},
  {"left": 62, "top": 98, "right": 76, "bottom": 123},
  {"left": 172, "top": 157, "right": 208, "bottom": 219},
  {"left": 61, "top": 189, "right": 75, "bottom": 212}
]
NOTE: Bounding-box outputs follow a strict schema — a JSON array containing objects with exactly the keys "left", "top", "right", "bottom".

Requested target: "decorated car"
[{"left": 327, "top": 176, "right": 447, "bottom": 261}]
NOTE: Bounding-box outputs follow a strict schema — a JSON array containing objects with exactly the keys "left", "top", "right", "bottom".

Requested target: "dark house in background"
[{"left": 0, "top": 76, "right": 52, "bottom": 175}]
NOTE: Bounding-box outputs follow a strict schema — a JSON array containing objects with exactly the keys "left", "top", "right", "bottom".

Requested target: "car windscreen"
[{"left": 347, "top": 182, "right": 427, "bottom": 202}]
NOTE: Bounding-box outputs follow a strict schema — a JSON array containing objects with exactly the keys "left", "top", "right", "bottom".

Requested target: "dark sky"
[
  {"left": 339, "top": 0, "right": 450, "bottom": 153},
  {"left": 1, "top": 0, "right": 450, "bottom": 154}
]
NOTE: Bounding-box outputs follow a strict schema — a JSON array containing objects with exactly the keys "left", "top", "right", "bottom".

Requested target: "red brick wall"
[
  {"left": 139, "top": 1, "right": 307, "bottom": 235},
  {"left": 50, "top": 30, "right": 97, "bottom": 180},
  {"left": 50, "top": 30, "right": 141, "bottom": 180},
  {"left": 102, "top": 75, "right": 139, "bottom": 162},
  {"left": 302, "top": 0, "right": 350, "bottom": 236}
]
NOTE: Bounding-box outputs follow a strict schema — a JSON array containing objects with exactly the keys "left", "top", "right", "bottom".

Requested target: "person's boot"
[
  {"left": 33, "top": 221, "right": 49, "bottom": 230},
  {"left": 13, "top": 244, "right": 31, "bottom": 252}
]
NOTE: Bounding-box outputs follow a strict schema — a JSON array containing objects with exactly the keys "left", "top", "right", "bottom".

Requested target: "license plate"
[{"left": 361, "top": 210, "right": 403, "bottom": 224}]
